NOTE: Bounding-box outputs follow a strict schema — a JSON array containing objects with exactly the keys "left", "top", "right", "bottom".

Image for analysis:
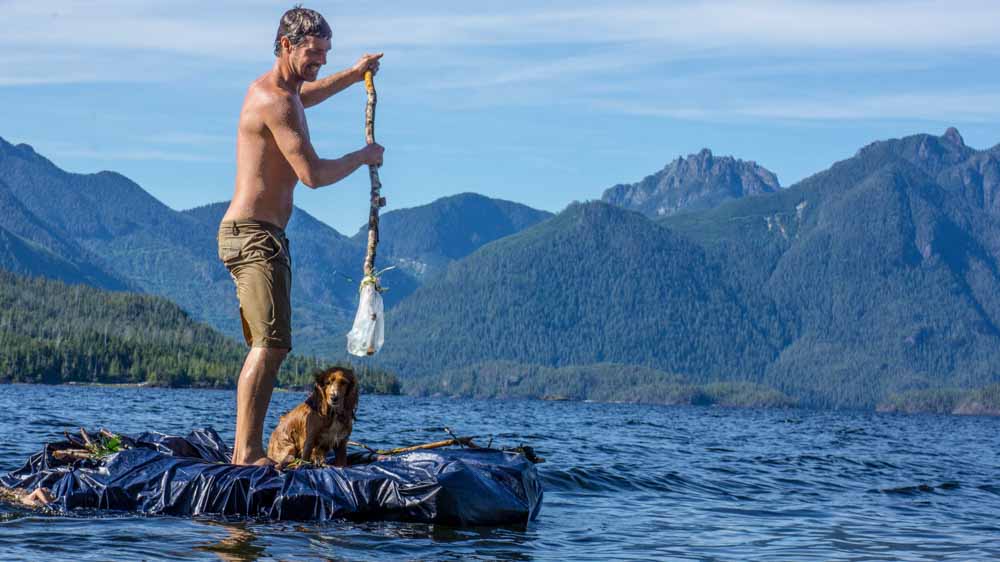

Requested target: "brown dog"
[{"left": 267, "top": 367, "right": 359, "bottom": 467}]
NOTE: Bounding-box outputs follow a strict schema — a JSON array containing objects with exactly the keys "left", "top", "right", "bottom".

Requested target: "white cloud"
[
  {"left": 3, "top": 0, "right": 998, "bottom": 126},
  {"left": 4, "top": 1, "right": 999, "bottom": 59},
  {"left": 597, "top": 92, "right": 1000, "bottom": 123}
]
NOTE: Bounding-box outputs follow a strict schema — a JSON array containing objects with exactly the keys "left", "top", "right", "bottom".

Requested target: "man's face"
[{"left": 288, "top": 36, "right": 330, "bottom": 82}]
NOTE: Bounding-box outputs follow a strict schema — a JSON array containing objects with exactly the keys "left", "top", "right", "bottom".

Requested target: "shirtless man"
[{"left": 218, "top": 7, "right": 384, "bottom": 465}]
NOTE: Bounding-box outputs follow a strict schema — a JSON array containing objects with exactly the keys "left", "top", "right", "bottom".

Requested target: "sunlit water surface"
[{"left": 1, "top": 384, "right": 999, "bottom": 561}]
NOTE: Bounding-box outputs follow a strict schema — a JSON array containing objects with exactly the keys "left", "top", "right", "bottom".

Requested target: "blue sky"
[{"left": 2, "top": 0, "right": 1000, "bottom": 234}]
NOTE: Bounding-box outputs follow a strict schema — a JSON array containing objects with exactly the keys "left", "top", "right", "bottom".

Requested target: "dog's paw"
[{"left": 274, "top": 455, "right": 297, "bottom": 472}]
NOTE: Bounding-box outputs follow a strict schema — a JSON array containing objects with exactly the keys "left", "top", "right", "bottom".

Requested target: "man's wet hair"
[{"left": 274, "top": 5, "right": 332, "bottom": 56}]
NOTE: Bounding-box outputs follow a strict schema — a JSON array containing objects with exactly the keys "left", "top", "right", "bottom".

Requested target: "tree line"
[{"left": 0, "top": 271, "right": 400, "bottom": 394}]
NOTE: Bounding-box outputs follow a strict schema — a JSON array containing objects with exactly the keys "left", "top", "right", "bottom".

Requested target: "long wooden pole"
[{"left": 362, "top": 70, "right": 385, "bottom": 278}]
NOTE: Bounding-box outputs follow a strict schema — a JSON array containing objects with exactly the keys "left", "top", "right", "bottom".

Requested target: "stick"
[
  {"left": 376, "top": 437, "right": 478, "bottom": 456},
  {"left": 52, "top": 449, "right": 92, "bottom": 462},
  {"left": 362, "top": 69, "right": 385, "bottom": 278},
  {"left": 348, "top": 440, "right": 379, "bottom": 454},
  {"left": 64, "top": 430, "right": 86, "bottom": 448},
  {"left": 443, "top": 427, "right": 466, "bottom": 448},
  {"left": 79, "top": 428, "right": 93, "bottom": 448},
  {"left": 347, "top": 437, "right": 478, "bottom": 456}
]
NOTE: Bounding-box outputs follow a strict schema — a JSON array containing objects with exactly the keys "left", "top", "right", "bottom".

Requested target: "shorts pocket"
[
  {"left": 218, "top": 236, "right": 244, "bottom": 263},
  {"left": 242, "top": 231, "right": 281, "bottom": 262}
]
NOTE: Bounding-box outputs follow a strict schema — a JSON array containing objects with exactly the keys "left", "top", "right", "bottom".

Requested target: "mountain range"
[
  {"left": 0, "top": 137, "right": 547, "bottom": 357},
  {"left": 376, "top": 128, "right": 1000, "bottom": 408},
  {"left": 3, "top": 129, "right": 999, "bottom": 409}
]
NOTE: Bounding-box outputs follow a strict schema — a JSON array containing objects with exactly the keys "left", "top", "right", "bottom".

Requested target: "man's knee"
[
  {"left": 245, "top": 346, "right": 289, "bottom": 370},
  {"left": 260, "top": 346, "right": 289, "bottom": 364}
]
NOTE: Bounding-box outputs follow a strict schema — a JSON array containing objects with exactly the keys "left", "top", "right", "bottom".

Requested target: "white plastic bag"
[{"left": 347, "top": 283, "right": 384, "bottom": 356}]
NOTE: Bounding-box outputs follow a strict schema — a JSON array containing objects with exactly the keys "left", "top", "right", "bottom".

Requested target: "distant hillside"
[
  {"left": 406, "top": 361, "right": 796, "bottom": 408},
  {"left": 379, "top": 201, "right": 787, "bottom": 381},
  {"left": 0, "top": 170, "right": 126, "bottom": 289},
  {"left": 662, "top": 128, "right": 1000, "bottom": 408},
  {"left": 0, "top": 225, "right": 110, "bottom": 287},
  {"left": 878, "top": 384, "right": 1000, "bottom": 416},
  {"left": 8, "top": 130, "right": 1000, "bottom": 412},
  {"left": 376, "top": 128, "right": 1000, "bottom": 410},
  {"left": 351, "top": 192, "right": 552, "bottom": 279},
  {"left": 602, "top": 149, "right": 779, "bottom": 218},
  {"left": 0, "top": 269, "right": 318, "bottom": 387},
  {"left": 0, "top": 269, "right": 401, "bottom": 393}
]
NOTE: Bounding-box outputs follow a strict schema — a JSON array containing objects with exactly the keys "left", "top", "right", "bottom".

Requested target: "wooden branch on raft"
[
  {"left": 348, "top": 436, "right": 480, "bottom": 456},
  {"left": 52, "top": 449, "right": 93, "bottom": 462},
  {"left": 379, "top": 437, "right": 480, "bottom": 455},
  {"left": 362, "top": 69, "right": 384, "bottom": 278},
  {"left": 51, "top": 428, "right": 127, "bottom": 462}
]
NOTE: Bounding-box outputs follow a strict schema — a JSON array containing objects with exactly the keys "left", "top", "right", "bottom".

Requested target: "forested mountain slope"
[
  {"left": 0, "top": 270, "right": 319, "bottom": 387},
  {"left": 5, "top": 129, "right": 1000, "bottom": 410},
  {"left": 0, "top": 270, "right": 400, "bottom": 393},
  {"left": 350, "top": 192, "right": 553, "bottom": 279},
  {"left": 380, "top": 201, "right": 788, "bottom": 382},
  {"left": 662, "top": 128, "right": 1000, "bottom": 408}
]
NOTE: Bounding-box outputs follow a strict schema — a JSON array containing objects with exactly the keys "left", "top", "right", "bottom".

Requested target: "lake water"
[{"left": 1, "top": 384, "right": 999, "bottom": 561}]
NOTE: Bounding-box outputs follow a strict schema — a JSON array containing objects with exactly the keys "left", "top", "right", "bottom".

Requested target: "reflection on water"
[
  {"left": 196, "top": 521, "right": 266, "bottom": 562},
  {"left": 1, "top": 385, "right": 1000, "bottom": 561}
]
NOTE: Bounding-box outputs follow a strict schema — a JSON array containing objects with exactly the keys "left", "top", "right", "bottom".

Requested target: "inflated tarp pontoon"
[{"left": 1, "top": 428, "right": 543, "bottom": 526}]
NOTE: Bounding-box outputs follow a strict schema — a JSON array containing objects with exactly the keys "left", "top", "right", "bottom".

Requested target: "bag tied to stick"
[
  {"left": 347, "top": 271, "right": 389, "bottom": 356},
  {"left": 347, "top": 69, "right": 388, "bottom": 356}
]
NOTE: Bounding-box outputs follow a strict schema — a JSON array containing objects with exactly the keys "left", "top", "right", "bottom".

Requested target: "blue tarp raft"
[{"left": 0, "top": 428, "right": 543, "bottom": 526}]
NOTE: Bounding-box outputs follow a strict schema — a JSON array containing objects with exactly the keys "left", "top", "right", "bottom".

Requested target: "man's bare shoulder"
[{"left": 245, "top": 73, "right": 300, "bottom": 118}]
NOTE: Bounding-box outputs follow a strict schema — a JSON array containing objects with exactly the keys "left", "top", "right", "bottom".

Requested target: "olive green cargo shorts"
[{"left": 217, "top": 220, "right": 292, "bottom": 350}]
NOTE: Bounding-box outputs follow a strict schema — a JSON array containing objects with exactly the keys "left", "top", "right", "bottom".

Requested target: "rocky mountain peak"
[
  {"left": 942, "top": 127, "right": 965, "bottom": 147},
  {"left": 602, "top": 149, "right": 780, "bottom": 218},
  {"left": 0, "top": 137, "right": 59, "bottom": 171},
  {"left": 854, "top": 128, "right": 975, "bottom": 179},
  {"left": 1, "top": 137, "right": 35, "bottom": 157}
]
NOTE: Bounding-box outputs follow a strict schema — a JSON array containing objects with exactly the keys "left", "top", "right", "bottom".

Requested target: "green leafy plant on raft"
[{"left": 85, "top": 434, "right": 123, "bottom": 459}]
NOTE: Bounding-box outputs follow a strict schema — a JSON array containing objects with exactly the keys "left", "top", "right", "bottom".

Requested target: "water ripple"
[{"left": 1, "top": 385, "right": 999, "bottom": 561}]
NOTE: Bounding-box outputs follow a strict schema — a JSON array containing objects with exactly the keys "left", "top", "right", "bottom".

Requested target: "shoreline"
[
  {"left": 4, "top": 381, "right": 397, "bottom": 395},
  {"left": 9, "top": 381, "right": 999, "bottom": 417}
]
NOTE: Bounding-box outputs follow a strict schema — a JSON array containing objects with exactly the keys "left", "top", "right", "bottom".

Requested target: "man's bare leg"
[{"left": 232, "top": 347, "right": 288, "bottom": 465}]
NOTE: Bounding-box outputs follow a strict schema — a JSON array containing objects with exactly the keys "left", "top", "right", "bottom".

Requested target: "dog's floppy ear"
[
  {"left": 306, "top": 369, "right": 332, "bottom": 416},
  {"left": 344, "top": 369, "right": 360, "bottom": 420}
]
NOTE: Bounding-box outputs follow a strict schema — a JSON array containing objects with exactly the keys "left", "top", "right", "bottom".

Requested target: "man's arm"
[
  {"left": 300, "top": 53, "right": 383, "bottom": 109},
  {"left": 266, "top": 94, "right": 383, "bottom": 189},
  {"left": 299, "top": 67, "right": 358, "bottom": 109}
]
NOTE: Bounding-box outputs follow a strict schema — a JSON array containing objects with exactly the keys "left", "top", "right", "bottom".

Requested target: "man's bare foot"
[
  {"left": 20, "top": 488, "right": 53, "bottom": 507},
  {"left": 232, "top": 453, "right": 276, "bottom": 466},
  {"left": 231, "top": 447, "right": 275, "bottom": 466}
]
